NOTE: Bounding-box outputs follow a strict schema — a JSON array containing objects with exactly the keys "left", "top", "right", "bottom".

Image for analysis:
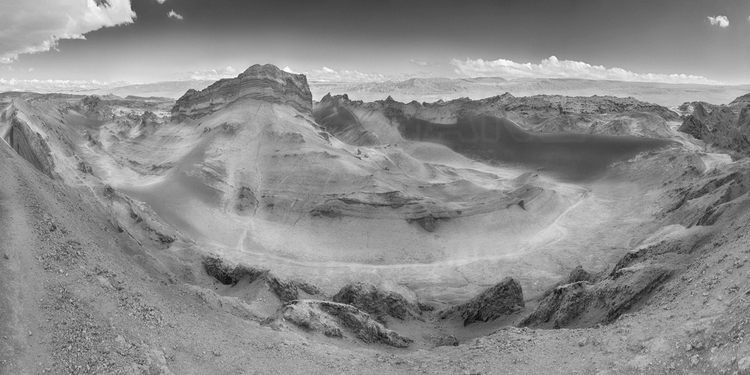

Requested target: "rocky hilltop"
[
  {"left": 316, "top": 92, "right": 679, "bottom": 140},
  {"left": 729, "top": 93, "right": 750, "bottom": 106},
  {"left": 678, "top": 94, "right": 750, "bottom": 155},
  {"left": 315, "top": 93, "right": 676, "bottom": 180},
  {"left": 171, "top": 64, "right": 312, "bottom": 121}
]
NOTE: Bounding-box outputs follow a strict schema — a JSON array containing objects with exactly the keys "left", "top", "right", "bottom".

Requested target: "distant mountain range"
[
  {"left": 310, "top": 77, "right": 750, "bottom": 108},
  {"left": 76, "top": 77, "right": 750, "bottom": 108}
]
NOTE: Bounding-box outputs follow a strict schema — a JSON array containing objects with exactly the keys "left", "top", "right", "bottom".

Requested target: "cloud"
[
  {"left": 156, "top": 0, "right": 167, "bottom": 4},
  {"left": 182, "top": 66, "right": 237, "bottom": 80},
  {"left": 707, "top": 15, "right": 730, "bottom": 28},
  {"left": 0, "top": 78, "right": 119, "bottom": 93},
  {"left": 450, "top": 56, "right": 719, "bottom": 85},
  {"left": 167, "top": 10, "right": 184, "bottom": 20},
  {"left": 409, "top": 59, "right": 432, "bottom": 67},
  {"left": 307, "top": 67, "right": 385, "bottom": 83},
  {"left": 0, "top": 0, "right": 136, "bottom": 63},
  {"left": 281, "top": 66, "right": 298, "bottom": 74}
]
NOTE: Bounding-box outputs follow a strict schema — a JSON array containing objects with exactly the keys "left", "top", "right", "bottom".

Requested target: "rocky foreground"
[{"left": 1, "top": 65, "right": 750, "bottom": 374}]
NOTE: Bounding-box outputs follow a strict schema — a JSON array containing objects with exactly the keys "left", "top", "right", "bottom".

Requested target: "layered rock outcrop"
[
  {"left": 332, "top": 282, "right": 421, "bottom": 321},
  {"left": 440, "top": 277, "right": 524, "bottom": 326},
  {"left": 278, "top": 300, "right": 413, "bottom": 348},
  {"left": 202, "top": 256, "right": 320, "bottom": 302},
  {"left": 171, "top": 64, "right": 312, "bottom": 121},
  {"left": 313, "top": 94, "right": 381, "bottom": 145},
  {"left": 520, "top": 265, "right": 671, "bottom": 329}
]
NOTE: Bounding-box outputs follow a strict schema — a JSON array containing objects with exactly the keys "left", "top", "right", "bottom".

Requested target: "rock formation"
[
  {"left": 332, "top": 282, "right": 421, "bottom": 321},
  {"left": 202, "top": 256, "right": 316, "bottom": 302},
  {"left": 278, "top": 300, "right": 413, "bottom": 348},
  {"left": 316, "top": 92, "right": 679, "bottom": 140},
  {"left": 313, "top": 94, "right": 381, "bottom": 145},
  {"left": 315, "top": 94, "right": 677, "bottom": 180},
  {"left": 678, "top": 98, "right": 750, "bottom": 155},
  {"left": 171, "top": 64, "right": 312, "bottom": 121},
  {"left": 729, "top": 93, "right": 750, "bottom": 106},
  {"left": 2, "top": 101, "right": 56, "bottom": 177},
  {"left": 440, "top": 277, "right": 524, "bottom": 326},
  {"left": 519, "top": 264, "right": 671, "bottom": 329}
]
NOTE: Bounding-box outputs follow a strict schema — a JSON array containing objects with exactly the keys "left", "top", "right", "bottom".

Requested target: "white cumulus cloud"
[
  {"left": 167, "top": 10, "right": 184, "bottom": 20},
  {"left": 281, "top": 66, "right": 298, "bottom": 74},
  {"left": 450, "top": 56, "right": 719, "bottom": 85},
  {"left": 0, "top": 0, "right": 136, "bottom": 63},
  {"left": 409, "top": 59, "right": 431, "bottom": 67},
  {"left": 0, "top": 78, "right": 120, "bottom": 93},
  {"left": 156, "top": 0, "right": 167, "bottom": 4},
  {"left": 707, "top": 15, "right": 730, "bottom": 28},
  {"left": 307, "top": 67, "right": 385, "bottom": 83},
  {"left": 182, "top": 66, "right": 237, "bottom": 80}
]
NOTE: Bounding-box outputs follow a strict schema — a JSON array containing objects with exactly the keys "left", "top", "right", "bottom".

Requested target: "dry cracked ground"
[{"left": 1, "top": 65, "right": 750, "bottom": 374}]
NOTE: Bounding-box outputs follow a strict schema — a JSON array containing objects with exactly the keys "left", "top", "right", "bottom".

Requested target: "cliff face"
[
  {"left": 171, "top": 64, "right": 312, "bottom": 121},
  {"left": 312, "top": 94, "right": 381, "bottom": 146},
  {"left": 678, "top": 101, "right": 750, "bottom": 155},
  {"left": 2, "top": 102, "right": 56, "bottom": 177}
]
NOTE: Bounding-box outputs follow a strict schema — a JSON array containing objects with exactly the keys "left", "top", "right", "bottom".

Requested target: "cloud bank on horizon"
[
  {"left": 282, "top": 66, "right": 385, "bottom": 83},
  {"left": 0, "top": 0, "right": 136, "bottom": 63},
  {"left": 451, "top": 56, "right": 721, "bottom": 85}
]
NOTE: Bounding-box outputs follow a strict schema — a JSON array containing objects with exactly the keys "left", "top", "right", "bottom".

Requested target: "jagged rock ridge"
[{"left": 678, "top": 100, "right": 750, "bottom": 155}]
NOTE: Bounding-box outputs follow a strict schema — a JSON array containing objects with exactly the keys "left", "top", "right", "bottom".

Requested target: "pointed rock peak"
[
  {"left": 693, "top": 102, "right": 708, "bottom": 119},
  {"left": 172, "top": 63, "right": 313, "bottom": 121}
]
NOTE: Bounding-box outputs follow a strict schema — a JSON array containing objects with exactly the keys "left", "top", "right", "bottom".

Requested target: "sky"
[{"left": 1, "top": 0, "right": 749, "bottom": 90}]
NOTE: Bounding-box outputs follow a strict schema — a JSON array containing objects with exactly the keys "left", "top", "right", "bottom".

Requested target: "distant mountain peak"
[{"left": 171, "top": 64, "right": 313, "bottom": 121}]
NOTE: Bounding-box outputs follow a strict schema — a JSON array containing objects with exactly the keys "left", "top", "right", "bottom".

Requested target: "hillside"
[{"left": 1, "top": 65, "right": 749, "bottom": 374}]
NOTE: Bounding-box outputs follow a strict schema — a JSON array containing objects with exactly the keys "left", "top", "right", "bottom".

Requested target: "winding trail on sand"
[{"left": 214, "top": 189, "right": 592, "bottom": 271}]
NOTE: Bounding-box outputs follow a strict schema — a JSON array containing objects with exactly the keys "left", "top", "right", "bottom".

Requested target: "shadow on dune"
[{"left": 399, "top": 116, "right": 676, "bottom": 180}]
